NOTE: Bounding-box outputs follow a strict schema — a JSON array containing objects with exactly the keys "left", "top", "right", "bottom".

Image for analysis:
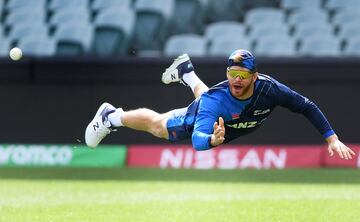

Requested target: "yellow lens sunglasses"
[{"left": 227, "top": 68, "right": 254, "bottom": 79}]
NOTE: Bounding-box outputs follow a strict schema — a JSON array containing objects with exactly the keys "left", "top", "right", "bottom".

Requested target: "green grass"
[{"left": 0, "top": 168, "right": 360, "bottom": 222}]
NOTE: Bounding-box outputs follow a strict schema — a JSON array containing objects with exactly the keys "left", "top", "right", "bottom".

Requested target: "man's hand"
[
  {"left": 211, "top": 117, "right": 225, "bottom": 147},
  {"left": 326, "top": 134, "right": 356, "bottom": 159}
]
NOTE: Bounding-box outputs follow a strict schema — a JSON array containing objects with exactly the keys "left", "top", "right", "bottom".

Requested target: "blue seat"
[
  {"left": 49, "top": 8, "right": 90, "bottom": 27},
  {"left": 337, "top": 21, "right": 360, "bottom": 42},
  {"left": 254, "top": 36, "right": 296, "bottom": 56},
  {"left": 164, "top": 34, "right": 206, "bottom": 56},
  {"left": 293, "top": 22, "right": 333, "bottom": 41},
  {"left": 54, "top": 23, "right": 93, "bottom": 55},
  {"left": 92, "top": 0, "right": 132, "bottom": 12},
  {"left": 332, "top": 9, "right": 360, "bottom": 28},
  {"left": 205, "top": 21, "right": 246, "bottom": 44},
  {"left": 208, "top": 36, "right": 252, "bottom": 56},
  {"left": 343, "top": 38, "right": 360, "bottom": 56},
  {"left": 18, "top": 36, "right": 56, "bottom": 57},
  {"left": 93, "top": 8, "right": 135, "bottom": 55},
  {"left": 249, "top": 22, "right": 289, "bottom": 40},
  {"left": 281, "top": 0, "right": 321, "bottom": 11},
  {"left": 245, "top": 8, "right": 285, "bottom": 26},
  {"left": 206, "top": 0, "right": 246, "bottom": 22},
  {"left": 8, "top": 22, "right": 48, "bottom": 42},
  {"left": 6, "top": 0, "right": 46, "bottom": 10},
  {"left": 133, "top": 0, "right": 175, "bottom": 50},
  {"left": 288, "top": 8, "right": 328, "bottom": 27},
  {"left": 5, "top": 7, "right": 46, "bottom": 26},
  {"left": 299, "top": 36, "right": 340, "bottom": 56},
  {"left": 170, "top": 0, "right": 206, "bottom": 35},
  {"left": 325, "top": 0, "right": 360, "bottom": 11},
  {"left": 0, "top": 37, "right": 11, "bottom": 56},
  {"left": 49, "top": 0, "right": 89, "bottom": 12}
]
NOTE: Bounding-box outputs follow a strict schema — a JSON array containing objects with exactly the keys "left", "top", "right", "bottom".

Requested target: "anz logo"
[
  {"left": 227, "top": 118, "right": 267, "bottom": 129},
  {"left": 227, "top": 121, "right": 257, "bottom": 129}
]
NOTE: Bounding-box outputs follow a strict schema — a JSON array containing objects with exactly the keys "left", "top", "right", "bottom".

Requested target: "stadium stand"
[
  {"left": 93, "top": 8, "right": 135, "bottom": 55},
  {"left": 245, "top": 8, "right": 285, "bottom": 26},
  {"left": 92, "top": 0, "right": 132, "bottom": 12},
  {"left": 132, "top": 0, "right": 174, "bottom": 52},
  {"left": 49, "top": 0, "right": 89, "bottom": 12},
  {"left": 18, "top": 36, "right": 56, "bottom": 56},
  {"left": 281, "top": 0, "right": 322, "bottom": 11},
  {"left": 49, "top": 8, "right": 90, "bottom": 27},
  {"left": 169, "top": 0, "right": 206, "bottom": 35},
  {"left": 208, "top": 36, "right": 252, "bottom": 56},
  {"left": 298, "top": 35, "right": 341, "bottom": 56},
  {"left": 1, "top": 0, "right": 360, "bottom": 57},
  {"left": 254, "top": 36, "right": 296, "bottom": 56},
  {"left": 205, "top": 21, "right": 245, "bottom": 45},
  {"left": 164, "top": 34, "right": 206, "bottom": 56},
  {"left": 6, "top": 0, "right": 46, "bottom": 10},
  {"left": 0, "top": 37, "right": 11, "bottom": 56},
  {"left": 4, "top": 7, "right": 46, "bottom": 26},
  {"left": 54, "top": 23, "right": 93, "bottom": 55},
  {"left": 8, "top": 22, "right": 48, "bottom": 43}
]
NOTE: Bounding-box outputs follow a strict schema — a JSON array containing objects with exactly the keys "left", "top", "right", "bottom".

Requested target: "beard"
[{"left": 231, "top": 82, "right": 253, "bottom": 99}]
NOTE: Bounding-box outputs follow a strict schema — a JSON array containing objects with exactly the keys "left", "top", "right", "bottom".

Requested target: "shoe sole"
[
  {"left": 161, "top": 54, "right": 190, "bottom": 84},
  {"left": 85, "top": 102, "right": 112, "bottom": 148}
]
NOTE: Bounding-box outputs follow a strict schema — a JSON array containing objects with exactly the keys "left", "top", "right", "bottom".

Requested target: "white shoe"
[
  {"left": 161, "top": 54, "right": 194, "bottom": 86},
  {"left": 85, "top": 102, "right": 116, "bottom": 148}
]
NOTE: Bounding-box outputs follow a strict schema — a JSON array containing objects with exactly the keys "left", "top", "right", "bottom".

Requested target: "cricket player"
[{"left": 85, "top": 49, "right": 355, "bottom": 159}]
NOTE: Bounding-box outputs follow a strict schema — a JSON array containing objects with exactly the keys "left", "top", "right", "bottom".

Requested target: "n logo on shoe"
[
  {"left": 171, "top": 74, "right": 176, "bottom": 80},
  {"left": 93, "top": 122, "right": 99, "bottom": 131}
]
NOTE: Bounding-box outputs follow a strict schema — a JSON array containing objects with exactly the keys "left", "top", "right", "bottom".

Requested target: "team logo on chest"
[{"left": 253, "top": 109, "right": 270, "bottom": 116}]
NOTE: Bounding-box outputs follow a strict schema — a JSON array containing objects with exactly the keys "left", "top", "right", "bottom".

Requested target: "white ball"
[{"left": 9, "top": 47, "right": 23, "bottom": 61}]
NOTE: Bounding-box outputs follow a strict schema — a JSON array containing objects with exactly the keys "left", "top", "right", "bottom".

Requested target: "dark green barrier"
[{"left": 0, "top": 144, "right": 127, "bottom": 168}]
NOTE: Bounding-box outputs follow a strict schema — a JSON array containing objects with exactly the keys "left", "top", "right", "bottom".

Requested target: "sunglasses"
[{"left": 227, "top": 68, "right": 254, "bottom": 79}]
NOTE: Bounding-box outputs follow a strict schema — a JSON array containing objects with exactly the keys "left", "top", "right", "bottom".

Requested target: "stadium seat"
[
  {"left": 293, "top": 22, "right": 333, "bottom": 41},
  {"left": 169, "top": 0, "right": 206, "bottom": 35},
  {"left": 343, "top": 38, "right": 360, "bottom": 56},
  {"left": 4, "top": 7, "right": 46, "bottom": 26},
  {"left": 8, "top": 22, "right": 48, "bottom": 42},
  {"left": 6, "top": 0, "right": 46, "bottom": 10},
  {"left": 49, "top": 0, "right": 89, "bottom": 12},
  {"left": 332, "top": 9, "right": 360, "bottom": 28},
  {"left": 247, "top": 0, "right": 279, "bottom": 8},
  {"left": 133, "top": 0, "right": 175, "bottom": 50},
  {"left": 245, "top": 8, "right": 285, "bottom": 26},
  {"left": 287, "top": 8, "right": 328, "bottom": 27},
  {"left": 248, "top": 22, "right": 288, "bottom": 40},
  {"left": 298, "top": 36, "right": 340, "bottom": 56},
  {"left": 254, "top": 36, "right": 296, "bottom": 56},
  {"left": 205, "top": 21, "right": 246, "bottom": 44},
  {"left": 164, "top": 34, "right": 206, "bottom": 56},
  {"left": 92, "top": 0, "right": 132, "bottom": 12},
  {"left": 337, "top": 21, "right": 360, "bottom": 42},
  {"left": 49, "top": 8, "right": 90, "bottom": 27},
  {"left": 206, "top": 0, "right": 246, "bottom": 22},
  {"left": 281, "top": 0, "right": 321, "bottom": 11},
  {"left": 325, "top": 0, "right": 360, "bottom": 11},
  {"left": 208, "top": 36, "right": 252, "bottom": 56},
  {"left": 54, "top": 23, "right": 93, "bottom": 55},
  {"left": 18, "top": 36, "right": 56, "bottom": 57},
  {"left": 0, "top": 37, "right": 11, "bottom": 56},
  {"left": 93, "top": 8, "right": 135, "bottom": 55}
]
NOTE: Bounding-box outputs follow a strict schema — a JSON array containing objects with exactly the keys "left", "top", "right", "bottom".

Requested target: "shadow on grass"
[{"left": 0, "top": 167, "right": 360, "bottom": 184}]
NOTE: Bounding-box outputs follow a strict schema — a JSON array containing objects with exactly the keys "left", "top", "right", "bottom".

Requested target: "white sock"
[
  {"left": 107, "top": 108, "right": 124, "bottom": 127},
  {"left": 182, "top": 71, "right": 202, "bottom": 92}
]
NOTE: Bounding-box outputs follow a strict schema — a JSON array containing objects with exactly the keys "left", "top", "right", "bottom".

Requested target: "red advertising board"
[{"left": 127, "top": 145, "right": 326, "bottom": 169}]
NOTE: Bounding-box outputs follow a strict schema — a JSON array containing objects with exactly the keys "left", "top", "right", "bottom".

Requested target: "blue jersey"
[{"left": 166, "top": 74, "right": 335, "bottom": 150}]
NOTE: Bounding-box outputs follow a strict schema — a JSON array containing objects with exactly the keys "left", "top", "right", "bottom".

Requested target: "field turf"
[{"left": 0, "top": 168, "right": 360, "bottom": 222}]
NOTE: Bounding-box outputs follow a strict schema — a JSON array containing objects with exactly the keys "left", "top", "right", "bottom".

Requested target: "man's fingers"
[
  {"left": 348, "top": 147, "right": 356, "bottom": 155},
  {"left": 328, "top": 147, "right": 334, "bottom": 156},
  {"left": 337, "top": 148, "right": 344, "bottom": 159},
  {"left": 218, "top": 117, "right": 224, "bottom": 128}
]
